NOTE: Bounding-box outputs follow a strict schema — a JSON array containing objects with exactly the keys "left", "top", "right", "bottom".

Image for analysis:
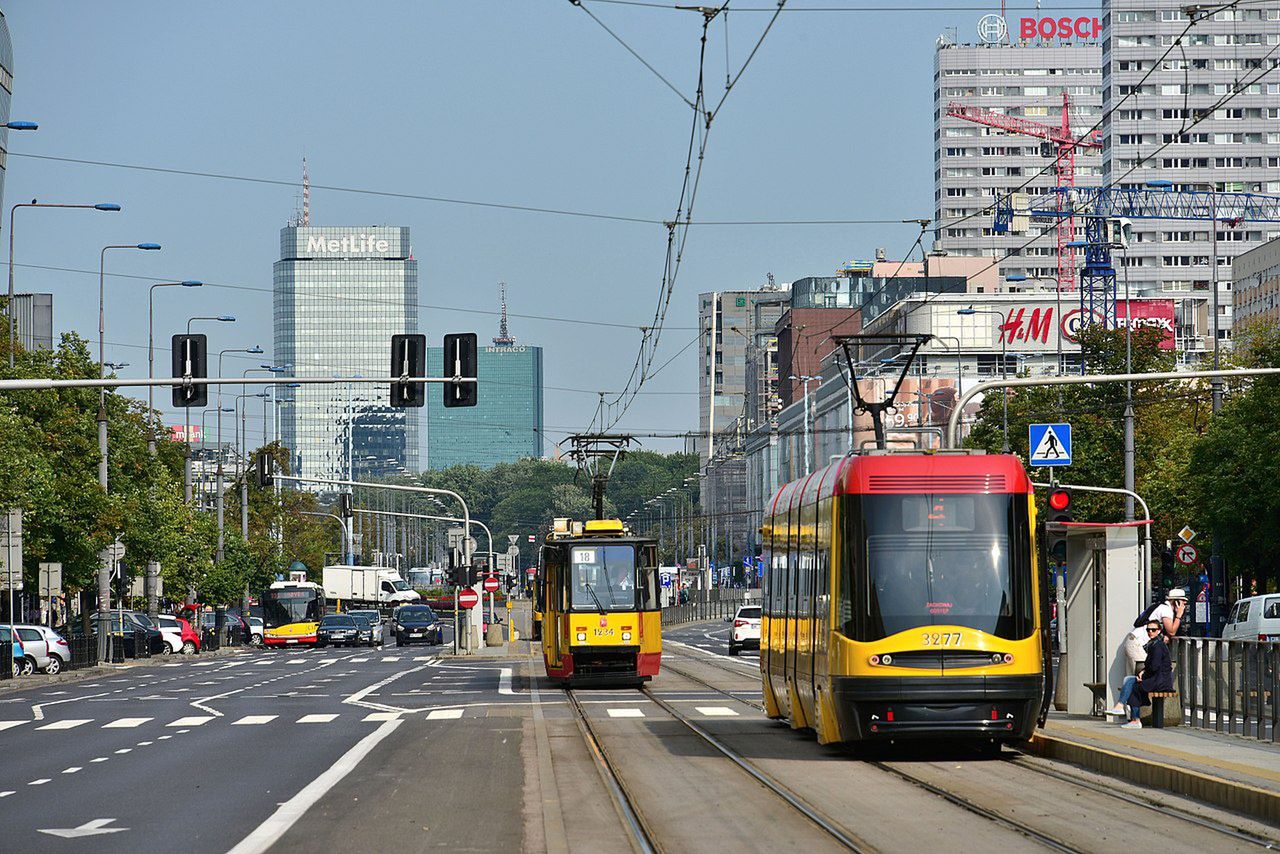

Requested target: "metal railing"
[
  {"left": 1173, "top": 637, "right": 1278, "bottom": 742},
  {"left": 66, "top": 634, "right": 97, "bottom": 671},
  {"left": 201, "top": 627, "right": 221, "bottom": 652},
  {"left": 1, "top": 640, "right": 11, "bottom": 680},
  {"left": 661, "top": 589, "right": 762, "bottom": 626}
]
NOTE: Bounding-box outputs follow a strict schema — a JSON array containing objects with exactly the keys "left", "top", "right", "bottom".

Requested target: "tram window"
[
  {"left": 787, "top": 505, "right": 799, "bottom": 618},
  {"left": 567, "top": 545, "right": 638, "bottom": 611}
]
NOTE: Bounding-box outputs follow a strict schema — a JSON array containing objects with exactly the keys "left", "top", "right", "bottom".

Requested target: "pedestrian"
[
  {"left": 1123, "top": 588, "right": 1187, "bottom": 674},
  {"left": 1107, "top": 620, "right": 1174, "bottom": 728}
]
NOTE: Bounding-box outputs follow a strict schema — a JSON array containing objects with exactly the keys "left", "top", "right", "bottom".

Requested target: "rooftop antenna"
[
  {"left": 301, "top": 157, "right": 311, "bottom": 226},
  {"left": 493, "top": 282, "right": 515, "bottom": 346}
]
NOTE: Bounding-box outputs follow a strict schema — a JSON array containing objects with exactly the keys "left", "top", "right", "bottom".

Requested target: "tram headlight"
[
  {"left": 621, "top": 632, "right": 632, "bottom": 641},
  {"left": 991, "top": 653, "right": 1003, "bottom": 664},
  {"left": 881, "top": 654, "right": 892, "bottom": 666},
  {"left": 576, "top": 632, "right": 587, "bottom": 642}
]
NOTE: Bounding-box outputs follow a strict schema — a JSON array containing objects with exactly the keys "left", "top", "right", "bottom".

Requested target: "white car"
[
  {"left": 1222, "top": 594, "right": 1280, "bottom": 642},
  {"left": 727, "top": 605, "right": 762, "bottom": 656},
  {"left": 155, "top": 615, "right": 188, "bottom": 654},
  {"left": 13, "top": 625, "right": 73, "bottom": 674}
]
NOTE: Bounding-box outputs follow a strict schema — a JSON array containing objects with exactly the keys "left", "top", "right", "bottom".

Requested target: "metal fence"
[
  {"left": 1173, "top": 637, "right": 1278, "bottom": 742},
  {"left": 1, "top": 640, "right": 11, "bottom": 680},
  {"left": 66, "top": 634, "right": 97, "bottom": 671},
  {"left": 661, "top": 589, "right": 762, "bottom": 626}
]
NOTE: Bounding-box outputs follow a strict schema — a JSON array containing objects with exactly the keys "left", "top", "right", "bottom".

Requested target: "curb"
[
  {"left": 0, "top": 644, "right": 252, "bottom": 696},
  {"left": 1027, "top": 731, "right": 1280, "bottom": 826}
]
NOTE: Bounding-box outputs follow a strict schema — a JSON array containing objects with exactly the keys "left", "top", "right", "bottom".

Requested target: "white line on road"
[
  {"left": 90, "top": 758, "right": 108, "bottom": 763},
  {"left": 231, "top": 715, "right": 278, "bottom": 726},
  {"left": 695, "top": 707, "right": 739, "bottom": 717},
  {"left": 349, "top": 658, "right": 368, "bottom": 663},
  {"left": 426, "top": 709, "right": 464, "bottom": 720},
  {"left": 499, "top": 667, "right": 516, "bottom": 695},
  {"left": 62, "top": 767, "right": 81, "bottom": 774},
  {"left": 36, "top": 719, "right": 92, "bottom": 730},
  {"left": 362, "top": 712, "right": 400, "bottom": 721},
  {"left": 114, "top": 749, "right": 131, "bottom": 754},
  {"left": 296, "top": 714, "right": 338, "bottom": 724},
  {"left": 31, "top": 691, "right": 109, "bottom": 721},
  {"left": 167, "top": 716, "right": 215, "bottom": 727},
  {"left": 102, "top": 717, "right": 152, "bottom": 728},
  {"left": 380, "top": 656, "right": 400, "bottom": 663},
  {"left": 606, "top": 708, "right": 645, "bottom": 718},
  {"left": 0, "top": 791, "right": 12, "bottom": 797},
  {"left": 0, "top": 721, "right": 26, "bottom": 731},
  {"left": 227, "top": 719, "right": 402, "bottom": 854},
  {"left": 28, "top": 778, "right": 50, "bottom": 785}
]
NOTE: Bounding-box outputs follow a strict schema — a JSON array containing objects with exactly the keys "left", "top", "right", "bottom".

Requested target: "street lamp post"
[
  {"left": 788, "top": 374, "right": 817, "bottom": 475},
  {"left": 957, "top": 306, "right": 1010, "bottom": 452},
  {"left": 147, "top": 281, "right": 202, "bottom": 454},
  {"left": 216, "top": 346, "right": 264, "bottom": 561},
  {"left": 183, "top": 316, "right": 235, "bottom": 503},
  {"left": 197, "top": 407, "right": 235, "bottom": 510},
  {"left": 97, "top": 242, "right": 160, "bottom": 661}
]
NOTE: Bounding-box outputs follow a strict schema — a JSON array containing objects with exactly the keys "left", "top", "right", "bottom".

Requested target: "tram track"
[{"left": 665, "top": 643, "right": 1280, "bottom": 851}]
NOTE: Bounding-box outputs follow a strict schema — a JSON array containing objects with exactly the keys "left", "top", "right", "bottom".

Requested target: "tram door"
[
  {"left": 544, "top": 547, "right": 562, "bottom": 669},
  {"left": 795, "top": 496, "right": 818, "bottom": 725}
]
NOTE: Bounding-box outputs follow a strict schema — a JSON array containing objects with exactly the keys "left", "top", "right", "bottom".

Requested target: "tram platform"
[{"left": 1029, "top": 713, "right": 1280, "bottom": 825}]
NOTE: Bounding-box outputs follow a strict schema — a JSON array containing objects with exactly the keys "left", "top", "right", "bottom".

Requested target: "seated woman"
[{"left": 1106, "top": 620, "right": 1173, "bottom": 729}]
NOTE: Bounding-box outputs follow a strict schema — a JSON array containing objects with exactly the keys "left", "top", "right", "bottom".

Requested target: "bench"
[
  {"left": 1084, "top": 682, "right": 1108, "bottom": 716},
  {"left": 1147, "top": 691, "right": 1176, "bottom": 729}
]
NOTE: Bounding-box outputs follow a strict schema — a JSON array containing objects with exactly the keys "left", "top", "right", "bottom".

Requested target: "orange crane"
[{"left": 946, "top": 92, "right": 1100, "bottom": 291}]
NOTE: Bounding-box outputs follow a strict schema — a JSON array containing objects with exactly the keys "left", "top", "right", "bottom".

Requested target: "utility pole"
[{"left": 1122, "top": 250, "right": 1135, "bottom": 521}]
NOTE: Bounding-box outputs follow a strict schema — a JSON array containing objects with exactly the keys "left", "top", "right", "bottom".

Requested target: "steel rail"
[{"left": 564, "top": 689, "right": 658, "bottom": 854}]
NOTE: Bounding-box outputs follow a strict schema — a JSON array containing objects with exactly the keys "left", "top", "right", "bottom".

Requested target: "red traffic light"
[{"left": 1048, "top": 489, "right": 1071, "bottom": 512}]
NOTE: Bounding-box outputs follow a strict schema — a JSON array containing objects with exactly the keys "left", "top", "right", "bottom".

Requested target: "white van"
[{"left": 1221, "top": 594, "right": 1280, "bottom": 642}]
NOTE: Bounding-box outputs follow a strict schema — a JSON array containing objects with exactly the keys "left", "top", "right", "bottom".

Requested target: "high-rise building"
[
  {"left": 934, "top": 29, "right": 1103, "bottom": 281},
  {"left": 0, "top": 9, "right": 12, "bottom": 212},
  {"left": 1232, "top": 236, "right": 1280, "bottom": 329},
  {"left": 1102, "top": 1, "right": 1280, "bottom": 360},
  {"left": 426, "top": 290, "right": 543, "bottom": 470},
  {"left": 11, "top": 293, "right": 52, "bottom": 352},
  {"left": 273, "top": 224, "right": 419, "bottom": 481}
]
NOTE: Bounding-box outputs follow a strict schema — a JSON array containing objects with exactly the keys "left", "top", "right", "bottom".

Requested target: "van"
[{"left": 1221, "top": 594, "right": 1280, "bottom": 642}]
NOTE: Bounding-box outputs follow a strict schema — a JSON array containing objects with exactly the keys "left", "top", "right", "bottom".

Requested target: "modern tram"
[
  {"left": 760, "top": 450, "right": 1051, "bottom": 745},
  {"left": 261, "top": 577, "right": 327, "bottom": 647},
  {"left": 537, "top": 517, "right": 662, "bottom": 685}
]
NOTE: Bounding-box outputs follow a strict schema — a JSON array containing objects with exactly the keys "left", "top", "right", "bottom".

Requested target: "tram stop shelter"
[{"left": 1055, "top": 522, "right": 1146, "bottom": 715}]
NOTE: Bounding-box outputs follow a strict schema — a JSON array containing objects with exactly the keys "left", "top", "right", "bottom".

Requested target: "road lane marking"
[
  {"left": 62, "top": 767, "right": 81, "bottom": 774},
  {"left": 499, "top": 667, "right": 516, "bottom": 695},
  {"left": 31, "top": 691, "right": 110, "bottom": 721},
  {"left": 362, "top": 712, "right": 400, "bottom": 721},
  {"left": 606, "top": 708, "right": 645, "bottom": 718},
  {"left": 426, "top": 709, "right": 464, "bottom": 720},
  {"left": 137, "top": 741, "right": 153, "bottom": 746},
  {"left": 228, "top": 719, "right": 402, "bottom": 854},
  {"left": 114, "top": 748, "right": 131, "bottom": 754},
  {"left": 29, "top": 778, "right": 51, "bottom": 785},
  {"left": 0, "top": 791, "right": 13, "bottom": 797},
  {"left": 102, "top": 717, "right": 152, "bottom": 728},
  {"left": 167, "top": 716, "right": 215, "bottom": 727},
  {"left": 232, "top": 715, "right": 277, "bottom": 726},
  {"left": 0, "top": 721, "right": 26, "bottom": 731},
  {"left": 349, "top": 657, "right": 368, "bottom": 663},
  {"left": 296, "top": 714, "right": 338, "bottom": 724},
  {"left": 36, "top": 719, "right": 92, "bottom": 730},
  {"left": 695, "top": 706, "right": 739, "bottom": 717},
  {"left": 287, "top": 659, "right": 306, "bottom": 664},
  {"left": 380, "top": 656, "right": 400, "bottom": 663},
  {"left": 91, "top": 757, "right": 108, "bottom": 763}
]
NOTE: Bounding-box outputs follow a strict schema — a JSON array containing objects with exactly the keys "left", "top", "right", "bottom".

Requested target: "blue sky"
[{"left": 3, "top": 1, "right": 1087, "bottom": 453}]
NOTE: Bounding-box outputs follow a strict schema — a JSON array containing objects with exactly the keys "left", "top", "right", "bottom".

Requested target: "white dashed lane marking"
[
  {"left": 231, "top": 715, "right": 278, "bottom": 726},
  {"left": 362, "top": 712, "right": 400, "bottom": 722},
  {"left": 695, "top": 707, "right": 739, "bottom": 717},
  {"left": 167, "top": 716, "right": 215, "bottom": 727},
  {"left": 606, "top": 708, "right": 645, "bottom": 718},
  {"left": 0, "top": 721, "right": 26, "bottom": 731},
  {"left": 103, "top": 717, "right": 152, "bottom": 728},
  {"left": 297, "top": 714, "right": 338, "bottom": 724},
  {"left": 35, "top": 719, "right": 91, "bottom": 731},
  {"left": 426, "top": 709, "right": 464, "bottom": 721}
]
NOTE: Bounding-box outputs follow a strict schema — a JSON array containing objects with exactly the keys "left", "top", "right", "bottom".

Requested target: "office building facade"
[
  {"left": 1232, "top": 236, "right": 1280, "bottom": 329},
  {"left": 935, "top": 34, "right": 1103, "bottom": 280},
  {"left": 11, "top": 293, "right": 52, "bottom": 352},
  {"left": 426, "top": 309, "right": 543, "bottom": 470},
  {"left": 273, "top": 225, "right": 419, "bottom": 481},
  {"left": 1102, "top": 1, "right": 1280, "bottom": 359},
  {"left": 0, "top": 10, "right": 11, "bottom": 213}
]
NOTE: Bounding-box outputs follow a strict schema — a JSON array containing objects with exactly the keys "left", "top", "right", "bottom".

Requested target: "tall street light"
[
  {"left": 147, "top": 280, "right": 202, "bottom": 454},
  {"left": 7, "top": 199, "right": 118, "bottom": 368},
  {"left": 97, "top": 242, "right": 159, "bottom": 661},
  {"left": 216, "top": 345, "right": 263, "bottom": 561},
  {"left": 787, "top": 374, "right": 818, "bottom": 475},
  {"left": 957, "top": 306, "right": 1011, "bottom": 452},
  {"left": 183, "top": 315, "right": 236, "bottom": 503}
]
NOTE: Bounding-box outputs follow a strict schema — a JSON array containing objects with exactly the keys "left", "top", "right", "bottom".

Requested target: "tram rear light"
[
  {"left": 1003, "top": 653, "right": 1014, "bottom": 664},
  {"left": 869, "top": 655, "right": 881, "bottom": 666},
  {"left": 991, "top": 709, "right": 998, "bottom": 720},
  {"left": 886, "top": 709, "right": 894, "bottom": 722}
]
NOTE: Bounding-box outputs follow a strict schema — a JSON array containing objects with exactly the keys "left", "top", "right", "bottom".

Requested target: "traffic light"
[
  {"left": 442, "top": 332, "right": 478, "bottom": 408},
  {"left": 390, "top": 334, "right": 427, "bottom": 408},
  {"left": 338, "top": 492, "right": 353, "bottom": 519},
  {"left": 254, "top": 450, "right": 275, "bottom": 488},
  {"left": 1044, "top": 488, "right": 1073, "bottom": 572},
  {"left": 170, "top": 334, "right": 208, "bottom": 408}
]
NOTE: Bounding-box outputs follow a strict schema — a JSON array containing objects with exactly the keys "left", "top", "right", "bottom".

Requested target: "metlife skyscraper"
[{"left": 273, "top": 226, "right": 420, "bottom": 481}]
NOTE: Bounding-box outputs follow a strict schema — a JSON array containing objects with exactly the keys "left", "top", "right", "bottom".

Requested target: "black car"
[
  {"left": 62, "top": 613, "right": 166, "bottom": 657},
  {"left": 392, "top": 605, "right": 443, "bottom": 646},
  {"left": 316, "top": 614, "right": 359, "bottom": 648}
]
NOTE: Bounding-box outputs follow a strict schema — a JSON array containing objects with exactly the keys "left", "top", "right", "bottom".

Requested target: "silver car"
[
  {"left": 13, "top": 625, "right": 73, "bottom": 675},
  {"left": 347, "top": 610, "right": 384, "bottom": 647}
]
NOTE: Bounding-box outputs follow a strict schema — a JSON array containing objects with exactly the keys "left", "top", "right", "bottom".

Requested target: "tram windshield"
[
  {"left": 842, "top": 493, "right": 1033, "bottom": 641},
  {"left": 262, "top": 587, "right": 324, "bottom": 628},
  {"left": 568, "top": 545, "right": 638, "bottom": 611}
]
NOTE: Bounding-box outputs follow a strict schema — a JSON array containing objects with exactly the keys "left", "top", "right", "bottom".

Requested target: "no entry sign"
[
  {"left": 1175, "top": 543, "right": 1199, "bottom": 566},
  {"left": 483, "top": 575, "right": 500, "bottom": 593},
  {"left": 457, "top": 588, "right": 480, "bottom": 609}
]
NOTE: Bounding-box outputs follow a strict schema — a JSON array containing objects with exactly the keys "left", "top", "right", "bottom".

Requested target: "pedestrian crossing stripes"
[
  {"left": 167, "top": 716, "right": 215, "bottom": 727},
  {"left": 606, "top": 708, "right": 645, "bottom": 718},
  {"left": 35, "top": 719, "right": 91, "bottom": 730},
  {"left": 297, "top": 714, "right": 338, "bottom": 724},
  {"left": 426, "top": 709, "right": 464, "bottom": 720},
  {"left": 231, "top": 715, "right": 277, "bottom": 726},
  {"left": 102, "top": 717, "right": 152, "bottom": 728}
]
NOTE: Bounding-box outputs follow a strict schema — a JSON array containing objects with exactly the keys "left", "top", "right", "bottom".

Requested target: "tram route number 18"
[{"left": 921, "top": 632, "right": 963, "bottom": 646}]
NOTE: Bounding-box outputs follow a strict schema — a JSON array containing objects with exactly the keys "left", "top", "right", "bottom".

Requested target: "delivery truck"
[{"left": 322, "top": 566, "right": 422, "bottom": 609}]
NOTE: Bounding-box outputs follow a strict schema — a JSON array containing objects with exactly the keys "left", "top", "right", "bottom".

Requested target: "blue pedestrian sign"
[{"left": 1028, "top": 423, "right": 1072, "bottom": 467}]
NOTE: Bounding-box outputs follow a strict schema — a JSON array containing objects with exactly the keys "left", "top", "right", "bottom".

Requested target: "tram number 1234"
[{"left": 921, "top": 632, "right": 963, "bottom": 646}]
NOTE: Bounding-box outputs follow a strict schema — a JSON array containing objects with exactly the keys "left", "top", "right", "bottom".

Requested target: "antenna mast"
[
  {"left": 301, "top": 157, "right": 310, "bottom": 226},
  {"left": 493, "top": 282, "right": 515, "bottom": 346}
]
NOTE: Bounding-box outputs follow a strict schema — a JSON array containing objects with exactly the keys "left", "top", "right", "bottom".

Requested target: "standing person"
[
  {"left": 1107, "top": 620, "right": 1174, "bottom": 728},
  {"left": 1123, "top": 588, "right": 1187, "bottom": 674}
]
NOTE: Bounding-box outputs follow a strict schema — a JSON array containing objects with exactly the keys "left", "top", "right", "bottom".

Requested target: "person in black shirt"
[{"left": 1106, "top": 621, "right": 1173, "bottom": 728}]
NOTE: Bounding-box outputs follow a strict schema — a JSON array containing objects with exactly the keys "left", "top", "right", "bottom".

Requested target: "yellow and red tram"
[
  {"left": 538, "top": 518, "right": 662, "bottom": 685},
  {"left": 761, "top": 450, "right": 1051, "bottom": 744}
]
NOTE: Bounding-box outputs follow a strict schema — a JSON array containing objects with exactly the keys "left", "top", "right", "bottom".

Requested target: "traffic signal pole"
[{"left": 1033, "top": 481, "right": 1153, "bottom": 604}]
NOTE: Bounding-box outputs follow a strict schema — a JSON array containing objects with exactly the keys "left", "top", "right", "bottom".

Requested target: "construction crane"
[
  {"left": 994, "top": 185, "right": 1280, "bottom": 327},
  {"left": 946, "top": 92, "right": 1101, "bottom": 292}
]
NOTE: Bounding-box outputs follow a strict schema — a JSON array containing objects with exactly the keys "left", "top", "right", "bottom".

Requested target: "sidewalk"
[
  {"left": 442, "top": 637, "right": 538, "bottom": 659},
  {"left": 0, "top": 644, "right": 254, "bottom": 696},
  {"left": 1030, "top": 712, "right": 1280, "bottom": 825}
]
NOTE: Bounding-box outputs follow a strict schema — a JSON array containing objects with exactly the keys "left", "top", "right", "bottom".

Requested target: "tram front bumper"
[{"left": 831, "top": 674, "right": 1044, "bottom": 741}]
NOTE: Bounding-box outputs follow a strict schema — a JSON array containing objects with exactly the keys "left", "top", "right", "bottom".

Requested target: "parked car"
[
  {"left": 1, "top": 627, "right": 29, "bottom": 677},
  {"left": 1222, "top": 594, "right": 1280, "bottom": 642},
  {"left": 247, "top": 616, "right": 264, "bottom": 645},
  {"left": 726, "top": 605, "right": 762, "bottom": 656},
  {"left": 156, "top": 615, "right": 202, "bottom": 654},
  {"left": 73, "top": 613, "right": 166, "bottom": 657},
  {"left": 13, "top": 625, "right": 72, "bottom": 674},
  {"left": 392, "top": 604, "right": 444, "bottom": 646},
  {"left": 347, "top": 610, "right": 383, "bottom": 647},
  {"left": 316, "top": 614, "right": 359, "bottom": 647}
]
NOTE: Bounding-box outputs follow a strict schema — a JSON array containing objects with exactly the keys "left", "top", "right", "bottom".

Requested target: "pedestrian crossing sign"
[{"left": 1028, "top": 423, "right": 1072, "bottom": 467}]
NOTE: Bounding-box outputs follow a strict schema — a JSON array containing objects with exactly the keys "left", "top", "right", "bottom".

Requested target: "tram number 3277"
[{"left": 922, "top": 632, "right": 963, "bottom": 646}]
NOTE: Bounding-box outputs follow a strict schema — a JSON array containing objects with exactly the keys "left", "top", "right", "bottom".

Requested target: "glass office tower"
[
  {"left": 0, "top": 10, "right": 14, "bottom": 211},
  {"left": 427, "top": 340, "right": 543, "bottom": 470},
  {"left": 274, "top": 226, "right": 419, "bottom": 481}
]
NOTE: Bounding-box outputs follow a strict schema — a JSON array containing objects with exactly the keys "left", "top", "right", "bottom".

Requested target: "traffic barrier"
[
  {"left": 661, "top": 589, "right": 761, "bottom": 626},
  {"left": 201, "top": 627, "right": 221, "bottom": 652},
  {"left": 66, "top": 634, "right": 97, "bottom": 671},
  {"left": 1173, "top": 637, "right": 1278, "bottom": 742},
  {"left": 133, "top": 630, "right": 151, "bottom": 659},
  {"left": 0, "top": 640, "right": 11, "bottom": 680}
]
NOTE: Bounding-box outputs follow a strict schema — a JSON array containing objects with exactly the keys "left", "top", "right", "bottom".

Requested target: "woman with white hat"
[{"left": 1122, "top": 588, "right": 1187, "bottom": 675}]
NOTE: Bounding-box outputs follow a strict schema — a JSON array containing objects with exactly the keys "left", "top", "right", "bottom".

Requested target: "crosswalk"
[
  {"left": 0, "top": 712, "right": 419, "bottom": 731},
  {"left": 604, "top": 705, "right": 740, "bottom": 719}
]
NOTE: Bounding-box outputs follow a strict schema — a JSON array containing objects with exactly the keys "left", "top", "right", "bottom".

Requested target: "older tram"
[
  {"left": 538, "top": 517, "right": 662, "bottom": 685},
  {"left": 761, "top": 450, "right": 1051, "bottom": 744}
]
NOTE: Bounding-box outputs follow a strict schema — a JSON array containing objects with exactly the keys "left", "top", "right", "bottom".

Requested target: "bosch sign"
[{"left": 1020, "top": 16, "right": 1102, "bottom": 41}]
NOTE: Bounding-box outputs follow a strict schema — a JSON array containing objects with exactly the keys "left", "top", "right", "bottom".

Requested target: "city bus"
[{"left": 261, "top": 578, "right": 327, "bottom": 647}]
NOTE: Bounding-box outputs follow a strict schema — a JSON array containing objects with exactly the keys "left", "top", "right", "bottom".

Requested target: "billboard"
[{"left": 170, "top": 424, "right": 203, "bottom": 443}]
